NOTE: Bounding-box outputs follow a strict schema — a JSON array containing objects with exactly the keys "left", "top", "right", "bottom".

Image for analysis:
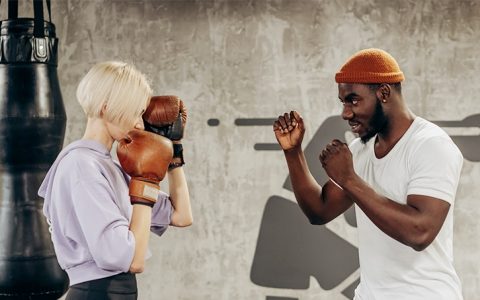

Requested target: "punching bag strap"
[
  {"left": 1, "top": 0, "right": 56, "bottom": 63},
  {"left": 46, "top": 0, "right": 51, "bottom": 22},
  {"left": 4, "top": 0, "right": 51, "bottom": 22},
  {"left": 4, "top": 0, "right": 51, "bottom": 37},
  {"left": 33, "top": 0, "right": 52, "bottom": 35},
  {"left": 7, "top": 0, "right": 18, "bottom": 19},
  {"left": 33, "top": 0, "right": 52, "bottom": 60},
  {"left": 33, "top": 0, "right": 44, "bottom": 37}
]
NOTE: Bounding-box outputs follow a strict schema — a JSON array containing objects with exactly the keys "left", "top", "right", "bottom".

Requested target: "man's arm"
[
  {"left": 275, "top": 111, "right": 353, "bottom": 225},
  {"left": 284, "top": 147, "right": 353, "bottom": 224},
  {"left": 320, "top": 139, "right": 460, "bottom": 251},
  {"left": 343, "top": 174, "right": 450, "bottom": 251}
]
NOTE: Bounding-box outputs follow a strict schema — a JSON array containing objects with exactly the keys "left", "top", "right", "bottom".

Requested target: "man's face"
[{"left": 338, "top": 83, "right": 388, "bottom": 143}]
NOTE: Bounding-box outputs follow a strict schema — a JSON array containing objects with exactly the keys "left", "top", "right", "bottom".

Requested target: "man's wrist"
[
  {"left": 341, "top": 173, "right": 361, "bottom": 193},
  {"left": 283, "top": 145, "right": 302, "bottom": 156}
]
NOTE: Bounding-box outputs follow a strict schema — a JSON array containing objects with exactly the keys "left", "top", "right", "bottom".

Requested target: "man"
[{"left": 273, "top": 48, "right": 463, "bottom": 299}]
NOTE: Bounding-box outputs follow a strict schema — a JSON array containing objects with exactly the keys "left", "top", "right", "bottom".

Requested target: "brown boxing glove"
[
  {"left": 117, "top": 130, "right": 173, "bottom": 207},
  {"left": 143, "top": 95, "right": 187, "bottom": 142},
  {"left": 143, "top": 95, "right": 187, "bottom": 169}
]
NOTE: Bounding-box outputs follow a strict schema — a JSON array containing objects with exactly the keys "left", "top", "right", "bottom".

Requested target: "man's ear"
[{"left": 376, "top": 83, "right": 391, "bottom": 102}]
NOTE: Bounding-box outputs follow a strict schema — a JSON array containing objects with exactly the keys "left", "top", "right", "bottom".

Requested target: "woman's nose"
[{"left": 134, "top": 118, "right": 145, "bottom": 130}]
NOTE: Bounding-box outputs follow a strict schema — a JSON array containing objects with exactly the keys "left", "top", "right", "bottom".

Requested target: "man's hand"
[
  {"left": 319, "top": 139, "right": 355, "bottom": 186},
  {"left": 273, "top": 111, "right": 305, "bottom": 151}
]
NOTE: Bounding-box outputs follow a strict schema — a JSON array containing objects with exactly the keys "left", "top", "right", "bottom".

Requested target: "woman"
[{"left": 38, "top": 61, "right": 192, "bottom": 299}]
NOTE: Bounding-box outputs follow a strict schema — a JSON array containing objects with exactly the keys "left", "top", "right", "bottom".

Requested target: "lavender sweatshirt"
[{"left": 38, "top": 139, "right": 172, "bottom": 285}]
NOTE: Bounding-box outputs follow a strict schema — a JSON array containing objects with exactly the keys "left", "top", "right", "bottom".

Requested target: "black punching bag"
[{"left": 0, "top": 0, "right": 68, "bottom": 298}]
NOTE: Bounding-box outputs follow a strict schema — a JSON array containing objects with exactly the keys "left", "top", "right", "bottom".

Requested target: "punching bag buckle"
[
  {"left": 34, "top": 37, "right": 47, "bottom": 59},
  {"left": 35, "top": 38, "right": 47, "bottom": 58}
]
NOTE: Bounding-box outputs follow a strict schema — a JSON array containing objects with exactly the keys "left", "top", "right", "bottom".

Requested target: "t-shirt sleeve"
[
  {"left": 407, "top": 136, "right": 463, "bottom": 204},
  {"left": 348, "top": 137, "right": 364, "bottom": 161},
  {"left": 71, "top": 178, "right": 135, "bottom": 273},
  {"left": 150, "top": 191, "right": 173, "bottom": 236}
]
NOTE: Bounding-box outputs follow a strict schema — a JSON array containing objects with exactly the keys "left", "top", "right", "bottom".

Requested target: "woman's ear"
[{"left": 100, "top": 103, "right": 107, "bottom": 117}]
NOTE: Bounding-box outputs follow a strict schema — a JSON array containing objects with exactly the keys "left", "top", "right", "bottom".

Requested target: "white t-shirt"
[{"left": 350, "top": 117, "right": 463, "bottom": 300}]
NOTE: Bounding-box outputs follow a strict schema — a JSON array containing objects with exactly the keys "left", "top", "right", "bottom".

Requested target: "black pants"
[{"left": 66, "top": 273, "right": 137, "bottom": 300}]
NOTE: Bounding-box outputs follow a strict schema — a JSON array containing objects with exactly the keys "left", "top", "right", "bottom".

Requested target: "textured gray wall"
[{"left": 11, "top": 0, "right": 480, "bottom": 299}]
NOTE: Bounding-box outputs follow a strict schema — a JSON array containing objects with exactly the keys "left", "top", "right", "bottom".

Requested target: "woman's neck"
[{"left": 82, "top": 117, "right": 114, "bottom": 151}]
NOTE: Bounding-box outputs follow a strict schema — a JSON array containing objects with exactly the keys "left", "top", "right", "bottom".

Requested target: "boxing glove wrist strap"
[
  {"left": 131, "top": 199, "right": 155, "bottom": 208},
  {"left": 172, "top": 143, "right": 183, "bottom": 159},
  {"left": 129, "top": 178, "right": 159, "bottom": 205},
  {"left": 169, "top": 144, "right": 185, "bottom": 170},
  {"left": 169, "top": 162, "right": 184, "bottom": 170}
]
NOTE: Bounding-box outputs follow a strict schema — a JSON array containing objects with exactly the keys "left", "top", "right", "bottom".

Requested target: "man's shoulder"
[
  {"left": 410, "top": 117, "right": 448, "bottom": 139},
  {"left": 407, "top": 117, "right": 463, "bottom": 162}
]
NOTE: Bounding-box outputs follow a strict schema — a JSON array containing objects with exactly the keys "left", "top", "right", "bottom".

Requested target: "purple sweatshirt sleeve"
[
  {"left": 150, "top": 192, "right": 173, "bottom": 236},
  {"left": 71, "top": 179, "right": 135, "bottom": 273}
]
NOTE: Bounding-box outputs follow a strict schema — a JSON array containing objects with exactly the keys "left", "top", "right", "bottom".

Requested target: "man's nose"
[{"left": 341, "top": 104, "right": 353, "bottom": 120}]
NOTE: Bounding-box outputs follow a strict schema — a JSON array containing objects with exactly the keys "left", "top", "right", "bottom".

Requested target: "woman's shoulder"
[{"left": 56, "top": 146, "right": 113, "bottom": 182}]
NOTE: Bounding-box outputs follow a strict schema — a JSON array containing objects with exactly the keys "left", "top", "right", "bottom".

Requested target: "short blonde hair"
[{"left": 76, "top": 61, "right": 152, "bottom": 125}]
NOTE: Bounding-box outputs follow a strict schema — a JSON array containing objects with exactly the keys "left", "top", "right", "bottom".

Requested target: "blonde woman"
[{"left": 38, "top": 61, "right": 192, "bottom": 299}]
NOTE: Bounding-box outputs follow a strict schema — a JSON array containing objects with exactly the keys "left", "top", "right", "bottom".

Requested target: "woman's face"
[{"left": 106, "top": 111, "right": 145, "bottom": 142}]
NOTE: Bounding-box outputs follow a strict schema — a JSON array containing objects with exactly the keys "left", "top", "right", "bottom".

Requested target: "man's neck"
[{"left": 374, "top": 109, "right": 415, "bottom": 158}]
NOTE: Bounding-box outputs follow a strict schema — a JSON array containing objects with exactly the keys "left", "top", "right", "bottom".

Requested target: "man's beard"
[{"left": 360, "top": 99, "right": 389, "bottom": 144}]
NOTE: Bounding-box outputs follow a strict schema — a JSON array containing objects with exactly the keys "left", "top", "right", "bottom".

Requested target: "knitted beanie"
[{"left": 335, "top": 48, "right": 404, "bottom": 83}]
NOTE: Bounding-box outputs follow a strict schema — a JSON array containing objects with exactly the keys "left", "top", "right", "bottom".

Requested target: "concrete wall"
[{"left": 12, "top": 0, "right": 480, "bottom": 299}]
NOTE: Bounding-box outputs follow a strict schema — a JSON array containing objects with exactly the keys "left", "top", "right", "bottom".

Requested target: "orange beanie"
[{"left": 335, "top": 48, "right": 404, "bottom": 83}]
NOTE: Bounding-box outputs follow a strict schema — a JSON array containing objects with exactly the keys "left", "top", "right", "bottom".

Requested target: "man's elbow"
[
  {"left": 308, "top": 215, "right": 328, "bottom": 225},
  {"left": 409, "top": 231, "right": 435, "bottom": 252},
  {"left": 298, "top": 204, "right": 329, "bottom": 225},
  {"left": 411, "top": 241, "right": 430, "bottom": 252}
]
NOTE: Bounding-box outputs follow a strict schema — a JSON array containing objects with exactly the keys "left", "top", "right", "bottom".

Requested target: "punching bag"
[{"left": 0, "top": 0, "right": 68, "bottom": 298}]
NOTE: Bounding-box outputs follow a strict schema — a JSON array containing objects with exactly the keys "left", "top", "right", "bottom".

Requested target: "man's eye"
[{"left": 352, "top": 99, "right": 358, "bottom": 105}]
